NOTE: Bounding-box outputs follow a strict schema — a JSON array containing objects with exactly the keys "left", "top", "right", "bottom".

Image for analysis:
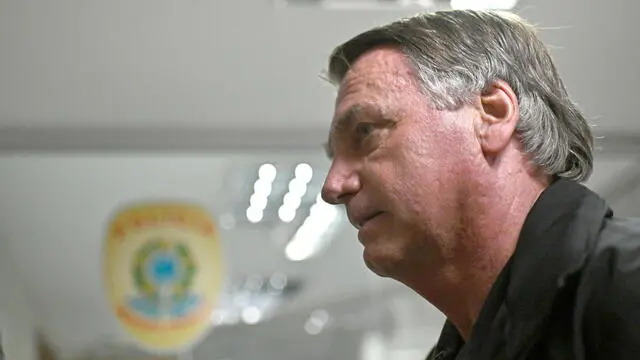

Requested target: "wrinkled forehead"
[
  {"left": 332, "top": 57, "right": 417, "bottom": 127},
  {"left": 334, "top": 47, "right": 414, "bottom": 106},
  {"left": 325, "top": 48, "right": 421, "bottom": 156}
]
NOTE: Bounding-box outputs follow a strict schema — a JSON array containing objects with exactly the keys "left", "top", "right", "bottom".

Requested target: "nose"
[{"left": 321, "top": 158, "right": 361, "bottom": 205}]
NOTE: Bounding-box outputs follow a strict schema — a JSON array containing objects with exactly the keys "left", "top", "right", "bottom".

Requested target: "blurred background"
[{"left": 0, "top": 0, "right": 639, "bottom": 359}]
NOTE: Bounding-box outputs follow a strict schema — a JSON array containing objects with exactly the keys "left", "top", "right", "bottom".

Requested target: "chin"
[{"left": 362, "top": 247, "right": 403, "bottom": 278}]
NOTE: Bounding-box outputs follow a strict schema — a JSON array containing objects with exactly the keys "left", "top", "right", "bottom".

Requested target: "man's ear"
[{"left": 474, "top": 80, "right": 519, "bottom": 157}]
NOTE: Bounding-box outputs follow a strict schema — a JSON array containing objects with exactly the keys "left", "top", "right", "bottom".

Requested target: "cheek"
[
  {"left": 406, "top": 121, "right": 474, "bottom": 178},
  {"left": 387, "top": 135, "right": 467, "bottom": 215},
  {"left": 364, "top": 122, "right": 469, "bottom": 207},
  {"left": 400, "top": 133, "right": 454, "bottom": 181}
]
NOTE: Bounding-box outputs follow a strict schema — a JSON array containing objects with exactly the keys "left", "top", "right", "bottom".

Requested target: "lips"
[{"left": 356, "top": 211, "right": 384, "bottom": 229}]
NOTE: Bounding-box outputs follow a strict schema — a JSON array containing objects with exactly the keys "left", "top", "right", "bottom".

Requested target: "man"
[{"left": 320, "top": 9, "right": 640, "bottom": 360}]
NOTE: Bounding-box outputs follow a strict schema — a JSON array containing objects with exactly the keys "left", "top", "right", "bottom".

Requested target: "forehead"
[
  {"left": 325, "top": 47, "right": 419, "bottom": 155},
  {"left": 335, "top": 46, "right": 416, "bottom": 111}
]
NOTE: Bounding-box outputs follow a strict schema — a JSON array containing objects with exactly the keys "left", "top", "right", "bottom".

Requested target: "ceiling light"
[
  {"left": 258, "top": 163, "right": 277, "bottom": 182},
  {"left": 285, "top": 233, "right": 315, "bottom": 261},
  {"left": 309, "top": 202, "right": 338, "bottom": 222},
  {"left": 249, "top": 194, "right": 268, "bottom": 211},
  {"left": 276, "top": 173, "right": 309, "bottom": 223},
  {"left": 219, "top": 213, "right": 236, "bottom": 230},
  {"left": 211, "top": 309, "right": 240, "bottom": 326},
  {"left": 287, "top": 178, "right": 308, "bottom": 198},
  {"left": 359, "top": 332, "right": 386, "bottom": 360},
  {"left": 304, "top": 309, "right": 330, "bottom": 335},
  {"left": 278, "top": 205, "right": 297, "bottom": 223},
  {"left": 246, "top": 164, "right": 278, "bottom": 224},
  {"left": 269, "top": 273, "right": 288, "bottom": 290},
  {"left": 253, "top": 179, "right": 273, "bottom": 198},
  {"left": 241, "top": 306, "right": 263, "bottom": 325},
  {"left": 246, "top": 207, "right": 264, "bottom": 223},
  {"left": 282, "top": 193, "right": 302, "bottom": 210},
  {"left": 285, "top": 194, "right": 340, "bottom": 261},
  {"left": 294, "top": 163, "right": 313, "bottom": 184}
]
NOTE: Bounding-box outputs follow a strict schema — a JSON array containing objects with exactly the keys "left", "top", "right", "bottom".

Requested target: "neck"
[{"left": 407, "top": 164, "right": 549, "bottom": 340}]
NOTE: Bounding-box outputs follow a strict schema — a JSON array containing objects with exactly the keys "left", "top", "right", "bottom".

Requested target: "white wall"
[{"left": 0, "top": 242, "right": 37, "bottom": 360}]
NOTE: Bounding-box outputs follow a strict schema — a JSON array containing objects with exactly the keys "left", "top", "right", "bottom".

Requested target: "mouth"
[{"left": 357, "top": 211, "right": 384, "bottom": 229}]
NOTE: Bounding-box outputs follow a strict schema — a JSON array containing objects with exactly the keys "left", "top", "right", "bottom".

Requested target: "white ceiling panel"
[{"left": 0, "top": 0, "right": 639, "bottom": 134}]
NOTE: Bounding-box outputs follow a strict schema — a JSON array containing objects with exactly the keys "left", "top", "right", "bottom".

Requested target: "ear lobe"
[{"left": 476, "top": 80, "right": 519, "bottom": 157}]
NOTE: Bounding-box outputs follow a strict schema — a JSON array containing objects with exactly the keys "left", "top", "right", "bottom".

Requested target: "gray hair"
[{"left": 328, "top": 10, "right": 593, "bottom": 182}]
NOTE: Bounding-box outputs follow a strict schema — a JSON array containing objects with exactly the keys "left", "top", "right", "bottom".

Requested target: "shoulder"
[
  {"left": 578, "top": 216, "right": 640, "bottom": 357},
  {"left": 590, "top": 216, "right": 640, "bottom": 270},
  {"left": 583, "top": 216, "right": 640, "bottom": 299},
  {"left": 425, "top": 347, "right": 437, "bottom": 360},
  {"left": 599, "top": 216, "right": 640, "bottom": 245}
]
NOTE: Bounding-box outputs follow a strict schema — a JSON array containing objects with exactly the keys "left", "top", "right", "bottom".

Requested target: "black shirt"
[{"left": 427, "top": 179, "right": 616, "bottom": 360}]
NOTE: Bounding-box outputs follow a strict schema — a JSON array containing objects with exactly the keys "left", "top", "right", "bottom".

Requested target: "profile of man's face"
[{"left": 323, "top": 47, "right": 481, "bottom": 278}]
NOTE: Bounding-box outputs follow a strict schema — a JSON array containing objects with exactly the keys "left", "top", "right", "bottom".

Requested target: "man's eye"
[{"left": 355, "top": 123, "right": 375, "bottom": 138}]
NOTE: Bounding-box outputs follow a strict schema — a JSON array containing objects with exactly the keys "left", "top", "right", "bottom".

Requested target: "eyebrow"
[{"left": 324, "top": 105, "right": 364, "bottom": 159}]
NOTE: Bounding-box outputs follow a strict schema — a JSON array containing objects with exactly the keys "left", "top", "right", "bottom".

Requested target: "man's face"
[{"left": 322, "top": 46, "right": 481, "bottom": 279}]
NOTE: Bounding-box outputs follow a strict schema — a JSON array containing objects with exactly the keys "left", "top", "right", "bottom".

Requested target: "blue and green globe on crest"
[{"left": 128, "top": 239, "right": 200, "bottom": 319}]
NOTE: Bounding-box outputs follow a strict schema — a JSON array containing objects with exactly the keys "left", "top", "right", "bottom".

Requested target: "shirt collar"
[{"left": 430, "top": 179, "right": 613, "bottom": 359}]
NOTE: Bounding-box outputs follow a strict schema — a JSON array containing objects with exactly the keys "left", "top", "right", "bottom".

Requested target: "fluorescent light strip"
[
  {"left": 285, "top": 195, "right": 339, "bottom": 261},
  {"left": 278, "top": 163, "right": 314, "bottom": 223},
  {"left": 247, "top": 163, "right": 277, "bottom": 223}
]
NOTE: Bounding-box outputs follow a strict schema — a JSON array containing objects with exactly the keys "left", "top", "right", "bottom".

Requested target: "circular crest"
[{"left": 132, "top": 239, "right": 197, "bottom": 300}]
